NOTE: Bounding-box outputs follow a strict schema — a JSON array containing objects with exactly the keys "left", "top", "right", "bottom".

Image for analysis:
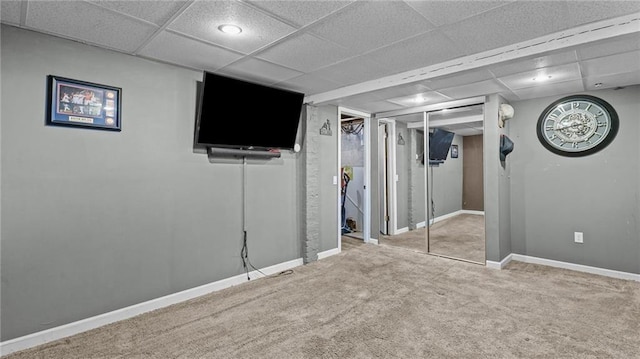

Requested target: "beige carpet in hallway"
[{"left": 5, "top": 243, "right": 639, "bottom": 358}]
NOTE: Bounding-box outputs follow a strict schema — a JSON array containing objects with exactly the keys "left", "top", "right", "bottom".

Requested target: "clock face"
[{"left": 536, "top": 95, "right": 618, "bottom": 157}]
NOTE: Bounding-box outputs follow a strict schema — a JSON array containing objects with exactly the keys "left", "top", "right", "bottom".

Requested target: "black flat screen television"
[
  {"left": 427, "top": 128, "right": 455, "bottom": 165},
  {"left": 195, "top": 72, "right": 304, "bottom": 150}
]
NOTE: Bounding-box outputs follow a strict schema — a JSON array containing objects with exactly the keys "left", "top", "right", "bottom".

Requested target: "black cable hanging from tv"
[{"left": 240, "top": 156, "right": 266, "bottom": 280}]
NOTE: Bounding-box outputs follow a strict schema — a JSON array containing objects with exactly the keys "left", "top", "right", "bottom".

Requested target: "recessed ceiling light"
[
  {"left": 594, "top": 82, "right": 603, "bottom": 88},
  {"left": 218, "top": 24, "right": 242, "bottom": 35}
]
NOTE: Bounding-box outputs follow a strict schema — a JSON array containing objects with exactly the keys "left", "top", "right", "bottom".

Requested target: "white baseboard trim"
[
  {"left": 429, "top": 210, "right": 462, "bottom": 225},
  {"left": 0, "top": 257, "right": 304, "bottom": 356},
  {"left": 486, "top": 253, "right": 513, "bottom": 269},
  {"left": 395, "top": 227, "right": 409, "bottom": 235},
  {"left": 318, "top": 247, "right": 341, "bottom": 260},
  {"left": 460, "top": 210, "right": 484, "bottom": 216},
  {"left": 368, "top": 238, "right": 379, "bottom": 245},
  {"left": 416, "top": 221, "right": 426, "bottom": 229},
  {"left": 510, "top": 254, "right": 640, "bottom": 282}
]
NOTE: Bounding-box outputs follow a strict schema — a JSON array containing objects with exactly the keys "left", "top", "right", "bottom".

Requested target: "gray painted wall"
[
  {"left": 408, "top": 128, "right": 426, "bottom": 229},
  {"left": 427, "top": 134, "right": 463, "bottom": 219},
  {"left": 509, "top": 86, "right": 640, "bottom": 274},
  {"left": 370, "top": 119, "right": 380, "bottom": 240},
  {"left": 1, "top": 26, "right": 304, "bottom": 340},
  {"left": 318, "top": 105, "right": 339, "bottom": 251},
  {"left": 396, "top": 122, "right": 409, "bottom": 230},
  {"left": 484, "top": 94, "right": 510, "bottom": 262}
]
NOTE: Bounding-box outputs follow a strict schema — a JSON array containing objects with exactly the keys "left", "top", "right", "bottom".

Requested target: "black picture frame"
[
  {"left": 46, "top": 75, "right": 122, "bottom": 131},
  {"left": 451, "top": 144, "right": 459, "bottom": 158}
]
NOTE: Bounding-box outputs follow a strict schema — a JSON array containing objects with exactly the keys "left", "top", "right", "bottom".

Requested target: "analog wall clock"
[{"left": 536, "top": 95, "right": 618, "bottom": 157}]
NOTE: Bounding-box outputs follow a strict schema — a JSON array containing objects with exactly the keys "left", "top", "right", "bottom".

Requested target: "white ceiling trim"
[
  {"left": 305, "top": 12, "right": 640, "bottom": 105},
  {"left": 376, "top": 96, "right": 485, "bottom": 118}
]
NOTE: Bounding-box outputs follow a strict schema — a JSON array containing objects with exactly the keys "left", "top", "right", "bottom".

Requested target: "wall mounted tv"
[
  {"left": 427, "top": 128, "right": 455, "bottom": 166},
  {"left": 195, "top": 72, "right": 305, "bottom": 151}
]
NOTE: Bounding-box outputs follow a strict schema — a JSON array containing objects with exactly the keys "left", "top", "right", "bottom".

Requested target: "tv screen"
[
  {"left": 195, "top": 72, "right": 304, "bottom": 150},
  {"left": 429, "top": 128, "right": 455, "bottom": 163}
]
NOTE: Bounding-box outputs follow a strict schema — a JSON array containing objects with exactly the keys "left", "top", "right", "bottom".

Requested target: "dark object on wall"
[
  {"left": 536, "top": 94, "right": 618, "bottom": 157},
  {"left": 500, "top": 134, "right": 514, "bottom": 161},
  {"left": 451, "top": 145, "right": 459, "bottom": 158},
  {"left": 195, "top": 72, "right": 304, "bottom": 150},
  {"left": 426, "top": 128, "right": 455, "bottom": 166},
  {"left": 46, "top": 75, "right": 122, "bottom": 131},
  {"left": 320, "top": 119, "right": 332, "bottom": 136}
]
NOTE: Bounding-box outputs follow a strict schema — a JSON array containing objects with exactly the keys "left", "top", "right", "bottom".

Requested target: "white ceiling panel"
[
  {"left": 405, "top": 0, "right": 511, "bottom": 27},
  {"left": 438, "top": 79, "right": 508, "bottom": 99},
  {"left": 366, "top": 30, "right": 466, "bottom": 74},
  {"left": 309, "top": 1, "right": 434, "bottom": 54},
  {"left": 138, "top": 31, "right": 243, "bottom": 72},
  {"left": 577, "top": 33, "right": 640, "bottom": 61},
  {"left": 256, "top": 33, "right": 357, "bottom": 73},
  {"left": 88, "top": 0, "right": 188, "bottom": 26},
  {"left": 168, "top": 1, "right": 296, "bottom": 54},
  {"left": 26, "top": 1, "right": 157, "bottom": 52},
  {"left": 580, "top": 51, "right": 640, "bottom": 78},
  {"left": 309, "top": 55, "right": 396, "bottom": 88},
  {"left": 387, "top": 91, "right": 452, "bottom": 107},
  {"left": 276, "top": 73, "right": 342, "bottom": 95},
  {"left": 245, "top": 0, "right": 353, "bottom": 27},
  {"left": 498, "top": 63, "right": 582, "bottom": 91},
  {"left": 218, "top": 57, "right": 303, "bottom": 85},
  {"left": 425, "top": 69, "right": 495, "bottom": 90},
  {"left": 440, "top": 1, "right": 570, "bottom": 55},
  {"left": 0, "top": 1, "right": 22, "bottom": 25},
  {"left": 363, "top": 83, "right": 433, "bottom": 100},
  {"left": 565, "top": 1, "right": 640, "bottom": 25},
  {"left": 584, "top": 71, "right": 640, "bottom": 91},
  {"left": 336, "top": 99, "right": 403, "bottom": 114},
  {"left": 488, "top": 51, "right": 578, "bottom": 78},
  {"left": 511, "top": 79, "right": 585, "bottom": 100}
]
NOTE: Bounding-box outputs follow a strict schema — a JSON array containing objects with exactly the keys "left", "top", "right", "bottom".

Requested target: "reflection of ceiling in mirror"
[{"left": 393, "top": 105, "right": 484, "bottom": 136}]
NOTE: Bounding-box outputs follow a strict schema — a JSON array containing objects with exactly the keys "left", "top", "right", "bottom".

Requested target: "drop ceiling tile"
[
  {"left": 440, "top": 1, "right": 569, "bottom": 55},
  {"left": 168, "top": 1, "right": 296, "bottom": 54},
  {"left": 26, "top": 1, "right": 157, "bottom": 53},
  {"left": 256, "top": 33, "right": 357, "bottom": 73},
  {"left": 498, "top": 63, "right": 582, "bottom": 91},
  {"left": 425, "top": 69, "right": 495, "bottom": 90},
  {"left": 218, "top": 58, "right": 303, "bottom": 86},
  {"left": 245, "top": 0, "right": 353, "bottom": 27},
  {"left": 309, "top": 1, "right": 434, "bottom": 53},
  {"left": 405, "top": 0, "right": 511, "bottom": 27},
  {"left": 336, "top": 100, "right": 404, "bottom": 114},
  {"left": 580, "top": 51, "right": 640, "bottom": 77},
  {"left": 577, "top": 33, "right": 640, "bottom": 61},
  {"left": 88, "top": 1, "right": 188, "bottom": 26},
  {"left": 366, "top": 30, "right": 466, "bottom": 74},
  {"left": 277, "top": 73, "right": 342, "bottom": 95},
  {"left": 565, "top": 1, "right": 640, "bottom": 25},
  {"left": 310, "top": 55, "right": 397, "bottom": 87},
  {"left": 437, "top": 79, "right": 509, "bottom": 99},
  {"left": 488, "top": 51, "right": 578, "bottom": 78},
  {"left": 511, "top": 79, "right": 584, "bottom": 100},
  {"left": 0, "top": 1, "right": 22, "bottom": 24},
  {"left": 365, "top": 83, "right": 433, "bottom": 100},
  {"left": 584, "top": 71, "right": 640, "bottom": 91},
  {"left": 138, "top": 31, "right": 243, "bottom": 72},
  {"left": 387, "top": 91, "right": 452, "bottom": 107}
]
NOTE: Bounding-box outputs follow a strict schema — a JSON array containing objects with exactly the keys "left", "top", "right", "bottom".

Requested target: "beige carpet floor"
[
  {"left": 379, "top": 213, "right": 485, "bottom": 264},
  {"left": 5, "top": 243, "right": 639, "bottom": 358}
]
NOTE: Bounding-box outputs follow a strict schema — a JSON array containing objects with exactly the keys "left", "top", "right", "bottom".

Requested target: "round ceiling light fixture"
[{"left": 218, "top": 24, "right": 242, "bottom": 35}]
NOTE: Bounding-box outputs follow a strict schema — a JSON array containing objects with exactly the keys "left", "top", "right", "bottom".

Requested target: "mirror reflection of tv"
[
  {"left": 195, "top": 72, "right": 305, "bottom": 150},
  {"left": 425, "top": 128, "right": 455, "bottom": 166}
]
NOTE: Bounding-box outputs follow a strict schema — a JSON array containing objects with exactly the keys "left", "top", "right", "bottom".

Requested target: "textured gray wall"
[
  {"left": 427, "top": 134, "right": 463, "bottom": 219},
  {"left": 484, "top": 94, "right": 510, "bottom": 262},
  {"left": 1, "top": 26, "right": 302, "bottom": 340},
  {"left": 318, "top": 105, "right": 339, "bottom": 251},
  {"left": 408, "top": 128, "right": 426, "bottom": 229},
  {"left": 370, "top": 119, "right": 380, "bottom": 240},
  {"left": 509, "top": 86, "right": 640, "bottom": 274},
  {"left": 395, "top": 123, "right": 409, "bottom": 230}
]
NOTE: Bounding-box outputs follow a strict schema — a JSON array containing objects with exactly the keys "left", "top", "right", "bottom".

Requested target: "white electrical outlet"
[
  {"left": 574, "top": 232, "right": 584, "bottom": 243},
  {"left": 332, "top": 176, "right": 338, "bottom": 185}
]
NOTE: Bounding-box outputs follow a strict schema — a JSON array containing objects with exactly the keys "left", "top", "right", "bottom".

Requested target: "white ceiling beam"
[{"left": 305, "top": 13, "right": 640, "bottom": 105}]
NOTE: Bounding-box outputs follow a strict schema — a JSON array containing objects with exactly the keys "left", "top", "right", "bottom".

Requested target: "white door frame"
[
  {"left": 338, "top": 107, "right": 372, "bottom": 246},
  {"left": 378, "top": 118, "right": 398, "bottom": 235}
]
